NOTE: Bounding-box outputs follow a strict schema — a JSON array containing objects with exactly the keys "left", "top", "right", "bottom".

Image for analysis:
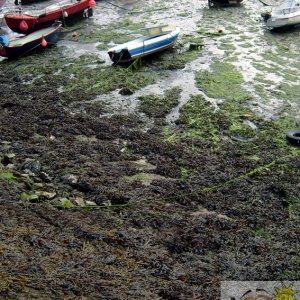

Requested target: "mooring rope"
[
  {"left": 257, "top": 0, "right": 276, "bottom": 6},
  {"left": 101, "top": 0, "right": 130, "bottom": 11}
]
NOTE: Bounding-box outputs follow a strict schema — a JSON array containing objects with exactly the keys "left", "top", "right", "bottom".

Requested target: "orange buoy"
[
  {"left": 19, "top": 20, "right": 28, "bottom": 31},
  {"left": 41, "top": 38, "right": 47, "bottom": 47},
  {"left": 88, "top": 0, "right": 96, "bottom": 7}
]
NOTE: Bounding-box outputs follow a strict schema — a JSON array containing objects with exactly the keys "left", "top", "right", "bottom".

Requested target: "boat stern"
[
  {"left": 0, "top": 46, "right": 7, "bottom": 57},
  {"left": 266, "top": 16, "right": 289, "bottom": 29},
  {"left": 261, "top": 10, "right": 272, "bottom": 22},
  {"left": 108, "top": 48, "right": 132, "bottom": 63}
]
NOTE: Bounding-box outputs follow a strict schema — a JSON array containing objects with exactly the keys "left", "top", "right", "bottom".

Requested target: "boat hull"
[
  {"left": 108, "top": 28, "right": 180, "bottom": 63},
  {"left": 0, "top": 22, "right": 62, "bottom": 58},
  {"left": 208, "top": 0, "right": 243, "bottom": 8},
  {"left": 21, "top": 0, "right": 50, "bottom": 4},
  {"left": 266, "top": 13, "right": 300, "bottom": 28},
  {"left": 5, "top": 0, "right": 91, "bottom": 33},
  {"left": 263, "top": 0, "right": 300, "bottom": 29}
]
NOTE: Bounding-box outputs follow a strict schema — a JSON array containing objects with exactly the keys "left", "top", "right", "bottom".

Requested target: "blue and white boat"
[{"left": 108, "top": 25, "right": 180, "bottom": 63}]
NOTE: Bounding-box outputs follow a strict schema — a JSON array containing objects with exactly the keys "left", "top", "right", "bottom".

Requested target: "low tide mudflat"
[{"left": 1, "top": 0, "right": 300, "bottom": 298}]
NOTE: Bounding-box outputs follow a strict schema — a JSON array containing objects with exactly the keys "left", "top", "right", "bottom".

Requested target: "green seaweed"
[
  {"left": 138, "top": 87, "right": 182, "bottom": 118},
  {"left": 196, "top": 61, "right": 252, "bottom": 102},
  {"left": 7, "top": 51, "right": 157, "bottom": 102},
  {"left": 0, "top": 171, "right": 16, "bottom": 184}
]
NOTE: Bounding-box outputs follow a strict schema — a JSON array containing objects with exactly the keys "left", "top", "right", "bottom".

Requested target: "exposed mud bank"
[
  {"left": 1, "top": 0, "right": 300, "bottom": 298},
  {"left": 1, "top": 63, "right": 300, "bottom": 298}
]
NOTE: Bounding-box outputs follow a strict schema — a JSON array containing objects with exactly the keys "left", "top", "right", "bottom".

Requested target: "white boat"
[
  {"left": 262, "top": 0, "right": 300, "bottom": 29},
  {"left": 108, "top": 25, "right": 180, "bottom": 63}
]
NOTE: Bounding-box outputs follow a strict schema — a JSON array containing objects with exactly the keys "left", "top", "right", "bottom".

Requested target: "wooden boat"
[
  {"left": 262, "top": 0, "right": 300, "bottom": 29},
  {"left": 5, "top": 0, "right": 94, "bottom": 33},
  {"left": 0, "top": 21, "right": 62, "bottom": 58},
  {"left": 108, "top": 25, "right": 180, "bottom": 63}
]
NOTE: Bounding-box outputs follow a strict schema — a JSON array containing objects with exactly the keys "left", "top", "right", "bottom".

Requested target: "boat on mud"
[
  {"left": 262, "top": 0, "right": 300, "bottom": 29},
  {"left": 4, "top": 0, "right": 95, "bottom": 33},
  {"left": 208, "top": 0, "right": 243, "bottom": 8},
  {"left": 16, "top": 0, "right": 49, "bottom": 4},
  {"left": 0, "top": 21, "right": 62, "bottom": 58},
  {"left": 108, "top": 25, "right": 180, "bottom": 63}
]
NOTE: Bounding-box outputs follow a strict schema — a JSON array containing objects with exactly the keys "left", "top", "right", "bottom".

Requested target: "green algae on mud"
[
  {"left": 164, "top": 90, "right": 296, "bottom": 156},
  {"left": 164, "top": 94, "right": 259, "bottom": 145},
  {"left": 60, "top": 65, "right": 157, "bottom": 101},
  {"left": 2, "top": 51, "right": 158, "bottom": 102},
  {"left": 157, "top": 48, "right": 201, "bottom": 70},
  {"left": 138, "top": 87, "right": 182, "bottom": 118},
  {"left": 196, "top": 61, "right": 252, "bottom": 102},
  {"left": 2, "top": 0, "right": 300, "bottom": 298},
  {"left": 0, "top": 170, "right": 16, "bottom": 184}
]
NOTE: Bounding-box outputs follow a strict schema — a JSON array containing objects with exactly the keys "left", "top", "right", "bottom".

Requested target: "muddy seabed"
[{"left": 1, "top": 0, "right": 300, "bottom": 298}]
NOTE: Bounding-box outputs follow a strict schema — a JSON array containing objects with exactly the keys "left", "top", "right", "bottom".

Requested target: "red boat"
[
  {"left": 0, "top": 21, "right": 62, "bottom": 58},
  {"left": 5, "top": 0, "right": 95, "bottom": 33}
]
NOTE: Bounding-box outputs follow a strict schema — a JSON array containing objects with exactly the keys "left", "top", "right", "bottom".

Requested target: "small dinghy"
[
  {"left": 0, "top": 21, "right": 62, "bottom": 58},
  {"left": 262, "top": 0, "right": 300, "bottom": 29},
  {"left": 108, "top": 25, "right": 180, "bottom": 63}
]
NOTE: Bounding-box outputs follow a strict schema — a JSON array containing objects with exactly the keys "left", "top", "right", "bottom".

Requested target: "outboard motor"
[{"left": 261, "top": 11, "right": 272, "bottom": 21}]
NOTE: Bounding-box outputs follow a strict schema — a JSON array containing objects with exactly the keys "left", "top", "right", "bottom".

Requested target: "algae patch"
[
  {"left": 164, "top": 91, "right": 296, "bottom": 152},
  {"left": 196, "top": 61, "right": 252, "bottom": 102},
  {"left": 138, "top": 87, "right": 182, "bottom": 118},
  {"left": 6, "top": 51, "right": 158, "bottom": 102}
]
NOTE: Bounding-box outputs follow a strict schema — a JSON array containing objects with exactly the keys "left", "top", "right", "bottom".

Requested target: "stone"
[{"left": 23, "top": 159, "right": 41, "bottom": 174}]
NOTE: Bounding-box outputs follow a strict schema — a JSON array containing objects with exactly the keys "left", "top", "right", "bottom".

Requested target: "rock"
[
  {"left": 5, "top": 153, "right": 15, "bottom": 159},
  {"left": 20, "top": 190, "right": 56, "bottom": 202},
  {"left": 20, "top": 192, "right": 40, "bottom": 202},
  {"left": 189, "top": 43, "right": 203, "bottom": 51},
  {"left": 295, "top": 115, "right": 300, "bottom": 126},
  {"left": 119, "top": 87, "right": 134, "bottom": 96},
  {"left": 40, "top": 191, "right": 56, "bottom": 199},
  {"left": 23, "top": 169, "right": 36, "bottom": 176},
  {"left": 61, "top": 174, "right": 79, "bottom": 185},
  {"left": 75, "top": 181, "right": 93, "bottom": 192},
  {"left": 6, "top": 164, "right": 15, "bottom": 170},
  {"left": 131, "top": 158, "right": 156, "bottom": 171},
  {"left": 23, "top": 159, "right": 41, "bottom": 174},
  {"left": 40, "top": 171, "right": 52, "bottom": 183},
  {"left": 217, "top": 26, "right": 225, "bottom": 33},
  {"left": 85, "top": 200, "right": 97, "bottom": 206},
  {"left": 33, "top": 182, "right": 44, "bottom": 189},
  {"left": 1, "top": 152, "right": 15, "bottom": 165},
  {"left": 74, "top": 197, "right": 85, "bottom": 207}
]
